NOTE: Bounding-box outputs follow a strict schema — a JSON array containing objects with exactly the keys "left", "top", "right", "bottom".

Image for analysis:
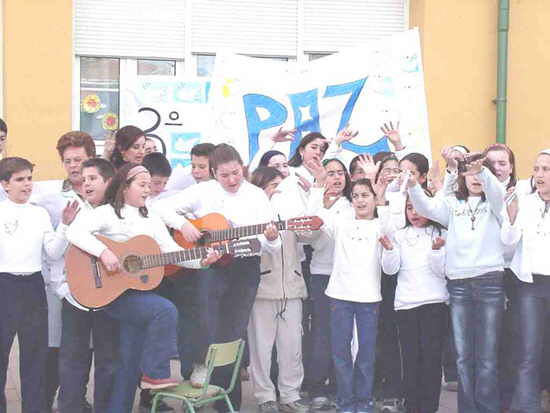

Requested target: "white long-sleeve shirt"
[
  {"left": 305, "top": 187, "right": 353, "bottom": 275},
  {"left": 0, "top": 199, "right": 68, "bottom": 274},
  {"left": 67, "top": 204, "right": 202, "bottom": 269},
  {"left": 321, "top": 207, "right": 390, "bottom": 303},
  {"left": 154, "top": 179, "right": 280, "bottom": 253},
  {"left": 381, "top": 226, "right": 448, "bottom": 310},
  {"left": 408, "top": 167, "right": 506, "bottom": 279},
  {"left": 34, "top": 189, "right": 89, "bottom": 310},
  {"left": 501, "top": 192, "right": 550, "bottom": 282}
]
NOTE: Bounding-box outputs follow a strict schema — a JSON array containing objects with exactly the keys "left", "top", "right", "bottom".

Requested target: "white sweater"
[
  {"left": 501, "top": 192, "right": 550, "bottom": 282},
  {"left": 305, "top": 187, "right": 353, "bottom": 275},
  {"left": 381, "top": 226, "right": 448, "bottom": 310},
  {"left": 321, "top": 208, "right": 390, "bottom": 303},
  {"left": 0, "top": 199, "right": 68, "bottom": 274},
  {"left": 408, "top": 167, "right": 506, "bottom": 279},
  {"left": 67, "top": 204, "right": 201, "bottom": 269},
  {"left": 153, "top": 179, "right": 280, "bottom": 253},
  {"left": 34, "top": 189, "right": 90, "bottom": 310}
]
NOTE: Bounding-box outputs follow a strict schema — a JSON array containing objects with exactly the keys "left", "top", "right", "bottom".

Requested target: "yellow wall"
[
  {"left": 4, "top": 0, "right": 72, "bottom": 180},
  {"left": 411, "top": 0, "right": 548, "bottom": 179}
]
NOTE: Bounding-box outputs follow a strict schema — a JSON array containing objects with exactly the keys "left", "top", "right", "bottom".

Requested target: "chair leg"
[
  {"left": 224, "top": 394, "right": 235, "bottom": 413},
  {"left": 182, "top": 398, "right": 196, "bottom": 413},
  {"left": 151, "top": 393, "right": 161, "bottom": 413}
]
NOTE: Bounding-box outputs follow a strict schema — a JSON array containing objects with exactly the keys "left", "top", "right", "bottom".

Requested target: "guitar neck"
[
  {"left": 141, "top": 245, "right": 217, "bottom": 269},
  {"left": 207, "top": 220, "right": 288, "bottom": 242}
]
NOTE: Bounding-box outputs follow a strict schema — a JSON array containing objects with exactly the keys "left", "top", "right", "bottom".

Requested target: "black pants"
[
  {"left": 192, "top": 257, "right": 261, "bottom": 411},
  {"left": 45, "top": 347, "right": 60, "bottom": 410},
  {"left": 58, "top": 300, "right": 118, "bottom": 413},
  {"left": 171, "top": 270, "right": 200, "bottom": 379},
  {"left": 0, "top": 272, "right": 48, "bottom": 413},
  {"left": 374, "top": 274, "right": 403, "bottom": 400},
  {"left": 396, "top": 303, "right": 447, "bottom": 413}
]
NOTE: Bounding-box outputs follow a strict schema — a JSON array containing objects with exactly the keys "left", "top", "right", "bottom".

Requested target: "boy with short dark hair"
[{"left": 0, "top": 157, "right": 77, "bottom": 413}]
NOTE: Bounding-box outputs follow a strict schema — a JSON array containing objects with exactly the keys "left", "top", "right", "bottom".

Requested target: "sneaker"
[
  {"left": 279, "top": 398, "right": 310, "bottom": 413},
  {"left": 379, "top": 398, "right": 405, "bottom": 413},
  {"left": 190, "top": 363, "right": 208, "bottom": 388},
  {"left": 259, "top": 401, "right": 279, "bottom": 413},
  {"left": 311, "top": 396, "right": 332, "bottom": 411},
  {"left": 443, "top": 381, "right": 458, "bottom": 392},
  {"left": 355, "top": 400, "right": 376, "bottom": 413},
  {"left": 140, "top": 375, "right": 179, "bottom": 390},
  {"left": 140, "top": 389, "right": 175, "bottom": 412}
]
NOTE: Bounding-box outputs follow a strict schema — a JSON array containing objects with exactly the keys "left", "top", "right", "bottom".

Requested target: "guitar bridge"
[{"left": 91, "top": 256, "right": 102, "bottom": 288}]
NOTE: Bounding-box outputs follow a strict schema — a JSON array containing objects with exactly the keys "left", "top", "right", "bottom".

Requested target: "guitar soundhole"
[{"left": 123, "top": 255, "right": 142, "bottom": 273}]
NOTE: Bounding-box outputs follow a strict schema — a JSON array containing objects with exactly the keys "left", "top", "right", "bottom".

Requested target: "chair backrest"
[{"left": 205, "top": 339, "right": 243, "bottom": 368}]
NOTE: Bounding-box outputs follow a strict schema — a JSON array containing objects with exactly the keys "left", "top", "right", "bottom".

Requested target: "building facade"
[{"left": 1, "top": 0, "right": 547, "bottom": 179}]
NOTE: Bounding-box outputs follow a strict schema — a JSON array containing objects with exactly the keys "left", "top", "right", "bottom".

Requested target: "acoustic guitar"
[
  {"left": 65, "top": 234, "right": 260, "bottom": 309},
  {"left": 165, "top": 213, "right": 323, "bottom": 275}
]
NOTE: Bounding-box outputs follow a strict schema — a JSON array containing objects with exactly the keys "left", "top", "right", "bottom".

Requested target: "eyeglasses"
[{"left": 381, "top": 167, "right": 400, "bottom": 175}]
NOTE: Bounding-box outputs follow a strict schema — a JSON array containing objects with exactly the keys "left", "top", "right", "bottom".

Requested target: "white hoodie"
[{"left": 408, "top": 167, "right": 506, "bottom": 279}]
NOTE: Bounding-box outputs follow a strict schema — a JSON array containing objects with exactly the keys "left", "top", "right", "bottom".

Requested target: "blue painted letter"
[{"left": 243, "top": 94, "right": 288, "bottom": 162}]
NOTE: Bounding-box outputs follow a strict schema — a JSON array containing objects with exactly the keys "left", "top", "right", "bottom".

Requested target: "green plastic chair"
[{"left": 150, "top": 338, "right": 245, "bottom": 413}]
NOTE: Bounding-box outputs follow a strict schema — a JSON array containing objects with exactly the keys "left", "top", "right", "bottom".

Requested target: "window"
[
  {"left": 197, "top": 54, "right": 215, "bottom": 77},
  {"left": 137, "top": 59, "right": 177, "bottom": 76},
  {"left": 79, "top": 57, "right": 120, "bottom": 141}
]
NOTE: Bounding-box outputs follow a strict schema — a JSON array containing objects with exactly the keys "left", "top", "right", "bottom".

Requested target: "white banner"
[
  {"left": 121, "top": 77, "right": 211, "bottom": 169},
  {"left": 207, "top": 28, "right": 431, "bottom": 166}
]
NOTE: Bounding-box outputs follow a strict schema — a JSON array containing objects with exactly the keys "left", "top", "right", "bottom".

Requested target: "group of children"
[{"left": 0, "top": 118, "right": 549, "bottom": 413}]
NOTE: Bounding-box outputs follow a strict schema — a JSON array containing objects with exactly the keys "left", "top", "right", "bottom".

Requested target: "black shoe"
[
  {"left": 140, "top": 390, "right": 175, "bottom": 412},
  {"left": 83, "top": 400, "right": 93, "bottom": 413}
]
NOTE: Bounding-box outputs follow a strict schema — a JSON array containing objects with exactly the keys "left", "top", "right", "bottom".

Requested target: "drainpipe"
[{"left": 495, "top": 0, "right": 510, "bottom": 144}]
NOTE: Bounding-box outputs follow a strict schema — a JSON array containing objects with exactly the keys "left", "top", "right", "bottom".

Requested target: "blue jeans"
[
  {"left": 447, "top": 271, "right": 504, "bottom": 413},
  {"left": 104, "top": 290, "right": 178, "bottom": 413},
  {"left": 511, "top": 275, "right": 550, "bottom": 413},
  {"left": 329, "top": 298, "right": 380, "bottom": 412}
]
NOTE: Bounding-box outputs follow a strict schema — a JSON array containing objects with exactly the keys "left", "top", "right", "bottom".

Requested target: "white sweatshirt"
[
  {"left": 305, "top": 187, "right": 353, "bottom": 275},
  {"left": 34, "top": 189, "right": 90, "bottom": 310},
  {"left": 67, "top": 204, "right": 202, "bottom": 269},
  {"left": 153, "top": 179, "right": 280, "bottom": 253},
  {"left": 321, "top": 207, "right": 390, "bottom": 303},
  {"left": 0, "top": 199, "right": 68, "bottom": 274},
  {"left": 381, "top": 226, "right": 448, "bottom": 310},
  {"left": 501, "top": 192, "right": 550, "bottom": 282},
  {"left": 408, "top": 167, "right": 506, "bottom": 279}
]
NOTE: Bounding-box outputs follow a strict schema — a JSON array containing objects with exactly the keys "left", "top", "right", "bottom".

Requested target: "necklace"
[{"left": 466, "top": 199, "right": 483, "bottom": 230}]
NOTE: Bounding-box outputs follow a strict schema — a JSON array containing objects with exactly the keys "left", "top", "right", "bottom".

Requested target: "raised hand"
[
  {"left": 305, "top": 157, "right": 326, "bottom": 186},
  {"left": 432, "top": 236, "right": 446, "bottom": 250},
  {"left": 427, "top": 160, "right": 443, "bottom": 194},
  {"left": 335, "top": 126, "right": 359, "bottom": 145},
  {"left": 61, "top": 200, "right": 81, "bottom": 225},
  {"left": 460, "top": 153, "right": 486, "bottom": 176},
  {"left": 441, "top": 146, "right": 464, "bottom": 171},
  {"left": 381, "top": 121, "right": 403, "bottom": 150},
  {"left": 379, "top": 235, "right": 394, "bottom": 250},
  {"left": 357, "top": 154, "right": 380, "bottom": 182},
  {"left": 270, "top": 127, "right": 296, "bottom": 143},
  {"left": 505, "top": 187, "right": 519, "bottom": 224}
]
